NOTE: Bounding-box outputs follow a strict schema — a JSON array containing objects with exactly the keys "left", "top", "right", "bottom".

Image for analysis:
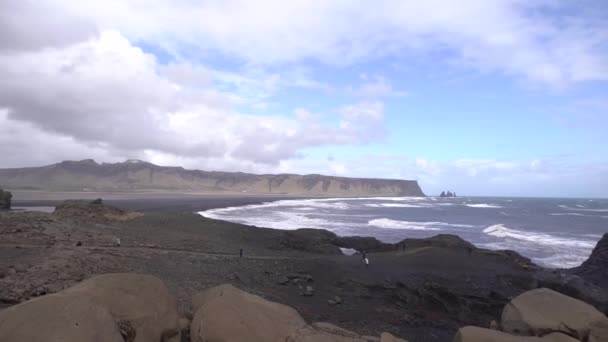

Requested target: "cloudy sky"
[{"left": 1, "top": 1, "right": 607, "bottom": 197}]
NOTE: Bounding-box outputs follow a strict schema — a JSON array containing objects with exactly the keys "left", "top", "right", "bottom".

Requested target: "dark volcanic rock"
[
  {"left": 336, "top": 236, "right": 394, "bottom": 253},
  {"left": 53, "top": 199, "right": 142, "bottom": 222},
  {"left": 275, "top": 229, "right": 341, "bottom": 254},
  {"left": 571, "top": 233, "right": 608, "bottom": 289},
  {"left": 398, "top": 234, "right": 476, "bottom": 250},
  {"left": 0, "top": 189, "right": 12, "bottom": 210}
]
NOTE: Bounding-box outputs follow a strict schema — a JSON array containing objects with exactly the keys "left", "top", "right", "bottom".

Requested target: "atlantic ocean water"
[{"left": 200, "top": 196, "right": 608, "bottom": 268}]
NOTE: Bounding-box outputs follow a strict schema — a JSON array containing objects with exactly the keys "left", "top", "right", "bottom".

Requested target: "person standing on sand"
[
  {"left": 364, "top": 257, "right": 369, "bottom": 268},
  {"left": 116, "top": 237, "right": 121, "bottom": 247},
  {"left": 239, "top": 248, "right": 243, "bottom": 258}
]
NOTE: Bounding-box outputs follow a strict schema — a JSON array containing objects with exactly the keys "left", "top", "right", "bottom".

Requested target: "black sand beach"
[{"left": 2, "top": 193, "right": 607, "bottom": 341}]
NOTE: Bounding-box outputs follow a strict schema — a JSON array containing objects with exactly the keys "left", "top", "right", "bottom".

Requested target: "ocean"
[{"left": 200, "top": 196, "right": 608, "bottom": 268}]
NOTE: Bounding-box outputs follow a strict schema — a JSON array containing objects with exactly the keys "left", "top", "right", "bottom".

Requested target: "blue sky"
[{"left": 0, "top": 1, "right": 607, "bottom": 197}]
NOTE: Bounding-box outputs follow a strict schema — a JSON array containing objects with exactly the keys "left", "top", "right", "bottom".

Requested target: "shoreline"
[
  {"left": 12, "top": 192, "right": 604, "bottom": 269},
  {"left": 1, "top": 198, "right": 606, "bottom": 341}
]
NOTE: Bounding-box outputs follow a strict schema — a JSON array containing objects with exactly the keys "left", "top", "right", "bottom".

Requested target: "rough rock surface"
[
  {"left": 0, "top": 273, "right": 180, "bottom": 342},
  {"left": 501, "top": 288, "right": 608, "bottom": 340},
  {"left": 191, "top": 284, "right": 407, "bottom": 342},
  {"left": 53, "top": 199, "right": 142, "bottom": 222},
  {"left": 277, "top": 228, "right": 342, "bottom": 254},
  {"left": 453, "top": 326, "right": 580, "bottom": 342},
  {"left": 0, "top": 293, "right": 124, "bottom": 342},
  {"left": 535, "top": 269, "right": 608, "bottom": 315},
  {"left": 572, "top": 233, "right": 608, "bottom": 289},
  {"left": 336, "top": 236, "right": 394, "bottom": 253},
  {"left": 398, "top": 234, "right": 476, "bottom": 250},
  {"left": 0, "top": 189, "right": 11, "bottom": 210},
  {"left": 64, "top": 273, "right": 181, "bottom": 342}
]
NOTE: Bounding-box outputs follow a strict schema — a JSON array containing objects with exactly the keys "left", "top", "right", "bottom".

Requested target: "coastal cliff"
[{"left": 0, "top": 159, "right": 425, "bottom": 197}]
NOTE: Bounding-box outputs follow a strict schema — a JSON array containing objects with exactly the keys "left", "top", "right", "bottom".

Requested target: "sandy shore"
[{"left": 1, "top": 194, "right": 606, "bottom": 342}]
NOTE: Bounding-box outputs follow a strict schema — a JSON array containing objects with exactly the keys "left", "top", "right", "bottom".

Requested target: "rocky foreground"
[{"left": 0, "top": 200, "right": 607, "bottom": 341}]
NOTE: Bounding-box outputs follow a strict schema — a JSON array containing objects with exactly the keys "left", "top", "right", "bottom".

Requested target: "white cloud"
[
  {"left": 338, "top": 102, "right": 384, "bottom": 123},
  {"left": 0, "top": 30, "right": 385, "bottom": 168},
  {"left": 347, "top": 75, "right": 407, "bottom": 98},
  {"left": 13, "top": 0, "right": 605, "bottom": 87}
]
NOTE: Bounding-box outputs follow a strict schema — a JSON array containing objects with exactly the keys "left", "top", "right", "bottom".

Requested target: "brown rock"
[
  {"left": 0, "top": 292, "right": 124, "bottom": 342},
  {"left": 191, "top": 284, "right": 308, "bottom": 342},
  {"left": 64, "top": 273, "right": 180, "bottom": 342},
  {"left": 191, "top": 284, "right": 406, "bottom": 342},
  {"left": 589, "top": 319, "right": 608, "bottom": 342},
  {"left": 380, "top": 332, "right": 408, "bottom": 341},
  {"left": 501, "top": 288, "right": 608, "bottom": 339},
  {"left": 452, "top": 326, "right": 576, "bottom": 342}
]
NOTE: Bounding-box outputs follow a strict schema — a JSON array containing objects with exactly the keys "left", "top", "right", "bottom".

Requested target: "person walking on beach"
[
  {"left": 239, "top": 248, "right": 243, "bottom": 258},
  {"left": 116, "top": 237, "right": 121, "bottom": 247},
  {"left": 364, "top": 257, "right": 369, "bottom": 268}
]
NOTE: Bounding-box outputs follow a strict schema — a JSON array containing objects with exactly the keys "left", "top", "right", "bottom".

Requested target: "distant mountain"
[{"left": 0, "top": 159, "right": 425, "bottom": 197}]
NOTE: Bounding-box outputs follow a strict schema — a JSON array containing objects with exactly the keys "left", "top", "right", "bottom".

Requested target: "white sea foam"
[
  {"left": 558, "top": 205, "right": 608, "bottom": 212},
  {"left": 368, "top": 218, "right": 441, "bottom": 230},
  {"left": 368, "top": 218, "right": 474, "bottom": 230},
  {"left": 340, "top": 248, "right": 358, "bottom": 256},
  {"left": 534, "top": 254, "right": 590, "bottom": 269},
  {"left": 365, "top": 203, "right": 423, "bottom": 208},
  {"left": 483, "top": 224, "right": 596, "bottom": 249},
  {"left": 548, "top": 213, "right": 587, "bottom": 217},
  {"left": 466, "top": 204, "right": 502, "bottom": 208}
]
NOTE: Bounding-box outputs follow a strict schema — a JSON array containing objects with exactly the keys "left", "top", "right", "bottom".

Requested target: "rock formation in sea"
[
  {"left": 440, "top": 190, "right": 456, "bottom": 197},
  {"left": 0, "top": 159, "right": 425, "bottom": 197},
  {"left": 0, "top": 189, "right": 11, "bottom": 210}
]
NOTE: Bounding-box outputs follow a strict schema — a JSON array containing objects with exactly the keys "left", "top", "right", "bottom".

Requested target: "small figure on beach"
[
  {"left": 116, "top": 237, "right": 121, "bottom": 247},
  {"left": 239, "top": 248, "right": 243, "bottom": 258},
  {"left": 364, "top": 257, "right": 369, "bottom": 268}
]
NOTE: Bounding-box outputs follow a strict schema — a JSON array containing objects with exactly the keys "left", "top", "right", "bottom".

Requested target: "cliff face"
[
  {"left": 572, "top": 233, "right": 608, "bottom": 289},
  {"left": 0, "top": 159, "right": 425, "bottom": 197}
]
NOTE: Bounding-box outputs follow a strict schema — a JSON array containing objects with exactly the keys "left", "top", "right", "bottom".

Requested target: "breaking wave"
[
  {"left": 368, "top": 218, "right": 474, "bottom": 231},
  {"left": 466, "top": 204, "right": 502, "bottom": 208},
  {"left": 483, "top": 224, "right": 596, "bottom": 249}
]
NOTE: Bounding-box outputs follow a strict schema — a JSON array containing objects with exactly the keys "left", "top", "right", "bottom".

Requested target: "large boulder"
[
  {"left": 191, "top": 284, "right": 407, "bottom": 342},
  {"left": 191, "top": 284, "right": 308, "bottom": 341},
  {"left": 0, "top": 189, "right": 12, "bottom": 210},
  {"left": 535, "top": 269, "right": 608, "bottom": 315},
  {"left": 453, "top": 326, "right": 579, "bottom": 342},
  {"left": 0, "top": 293, "right": 123, "bottom": 342},
  {"left": 501, "top": 288, "right": 608, "bottom": 340},
  {"left": 572, "top": 233, "right": 608, "bottom": 289},
  {"left": 0, "top": 273, "right": 180, "bottom": 342},
  {"left": 64, "top": 273, "right": 181, "bottom": 342}
]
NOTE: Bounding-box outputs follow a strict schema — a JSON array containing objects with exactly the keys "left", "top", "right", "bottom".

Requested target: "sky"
[{"left": 1, "top": 1, "right": 607, "bottom": 197}]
